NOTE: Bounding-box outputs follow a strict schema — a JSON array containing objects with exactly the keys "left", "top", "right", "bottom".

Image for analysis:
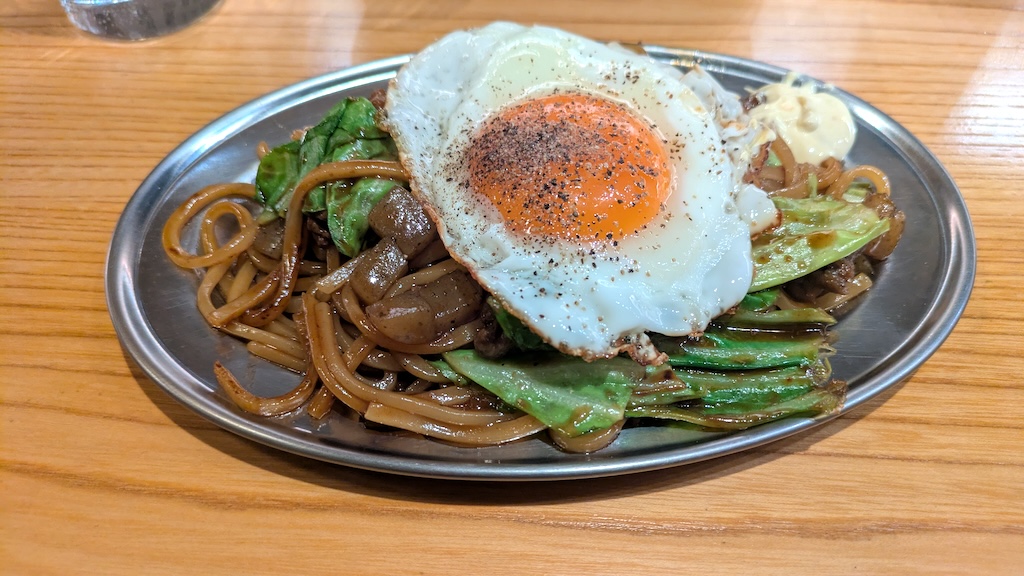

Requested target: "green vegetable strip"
[
  {"left": 713, "top": 307, "right": 836, "bottom": 329},
  {"left": 654, "top": 328, "right": 827, "bottom": 370},
  {"left": 629, "top": 362, "right": 825, "bottom": 408},
  {"left": 706, "top": 290, "right": 836, "bottom": 335},
  {"left": 627, "top": 383, "right": 705, "bottom": 407},
  {"left": 694, "top": 363, "right": 824, "bottom": 407},
  {"left": 739, "top": 289, "right": 780, "bottom": 312},
  {"left": 626, "top": 380, "right": 845, "bottom": 430},
  {"left": 751, "top": 195, "right": 890, "bottom": 291},
  {"left": 254, "top": 140, "right": 301, "bottom": 211},
  {"left": 327, "top": 178, "right": 401, "bottom": 257},
  {"left": 842, "top": 182, "right": 872, "bottom": 203},
  {"left": 329, "top": 138, "right": 389, "bottom": 163},
  {"left": 443, "top": 350, "right": 644, "bottom": 437},
  {"left": 339, "top": 97, "right": 387, "bottom": 138},
  {"left": 426, "top": 359, "right": 473, "bottom": 386}
]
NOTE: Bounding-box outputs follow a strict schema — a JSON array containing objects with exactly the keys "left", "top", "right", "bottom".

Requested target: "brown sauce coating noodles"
[
  {"left": 162, "top": 158, "right": 555, "bottom": 450},
  {"left": 162, "top": 128, "right": 902, "bottom": 453}
]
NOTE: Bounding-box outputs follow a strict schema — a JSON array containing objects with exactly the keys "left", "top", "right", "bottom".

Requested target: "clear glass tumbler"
[{"left": 60, "top": 0, "right": 222, "bottom": 41}]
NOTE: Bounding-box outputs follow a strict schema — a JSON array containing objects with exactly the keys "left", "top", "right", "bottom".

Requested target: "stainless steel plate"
[{"left": 105, "top": 49, "right": 975, "bottom": 480}]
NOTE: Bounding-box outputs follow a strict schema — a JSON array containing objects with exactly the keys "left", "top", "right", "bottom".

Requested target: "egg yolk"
[{"left": 467, "top": 93, "right": 673, "bottom": 242}]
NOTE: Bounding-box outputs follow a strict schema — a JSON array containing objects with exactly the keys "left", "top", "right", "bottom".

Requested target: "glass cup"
[{"left": 60, "top": 0, "right": 222, "bottom": 41}]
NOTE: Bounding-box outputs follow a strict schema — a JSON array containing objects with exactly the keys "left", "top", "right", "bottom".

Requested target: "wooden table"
[{"left": 3, "top": 1, "right": 1022, "bottom": 573}]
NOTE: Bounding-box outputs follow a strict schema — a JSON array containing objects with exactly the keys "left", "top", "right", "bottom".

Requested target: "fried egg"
[{"left": 384, "top": 22, "right": 776, "bottom": 364}]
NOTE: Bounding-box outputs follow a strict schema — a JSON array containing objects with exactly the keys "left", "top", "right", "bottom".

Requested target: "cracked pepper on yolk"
[{"left": 467, "top": 93, "right": 673, "bottom": 242}]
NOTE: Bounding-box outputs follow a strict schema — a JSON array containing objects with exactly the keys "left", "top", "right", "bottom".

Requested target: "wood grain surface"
[{"left": 2, "top": 1, "right": 1022, "bottom": 574}]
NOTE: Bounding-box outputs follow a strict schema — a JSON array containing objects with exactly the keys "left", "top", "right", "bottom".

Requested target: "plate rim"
[{"left": 105, "top": 46, "right": 976, "bottom": 481}]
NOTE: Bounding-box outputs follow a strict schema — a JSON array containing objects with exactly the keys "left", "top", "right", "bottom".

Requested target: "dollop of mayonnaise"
[{"left": 748, "top": 75, "right": 856, "bottom": 165}]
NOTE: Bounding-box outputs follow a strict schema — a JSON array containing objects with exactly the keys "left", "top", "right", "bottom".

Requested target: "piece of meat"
[
  {"left": 785, "top": 256, "right": 856, "bottom": 302},
  {"left": 305, "top": 212, "right": 333, "bottom": 261},
  {"left": 366, "top": 270, "right": 483, "bottom": 344},
  {"left": 350, "top": 237, "right": 409, "bottom": 304},
  {"left": 473, "top": 302, "right": 514, "bottom": 359},
  {"left": 862, "top": 192, "right": 905, "bottom": 260},
  {"left": 368, "top": 186, "right": 438, "bottom": 258},
  {"left": 369, "top": 88, "right": 387, "bottom": 111},
  {"left": 252, "top": 217, "right": 286, "bottom": 259}
]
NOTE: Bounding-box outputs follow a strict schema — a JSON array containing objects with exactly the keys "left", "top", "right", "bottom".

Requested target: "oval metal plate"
[{"left": 105, "top": 49, "right": 975, "bottom": 480}]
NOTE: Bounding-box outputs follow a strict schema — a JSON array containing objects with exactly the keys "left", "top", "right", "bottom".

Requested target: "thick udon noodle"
[
  {"left": 760, "top": 138, "right": 891, "bottom": 199},
  {"left": 162, "top": 138, "right": 897, "bottom": 453}
]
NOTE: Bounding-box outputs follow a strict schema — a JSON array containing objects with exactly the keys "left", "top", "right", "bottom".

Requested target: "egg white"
[{"left": 385, "top": 22, "right": 776, "bottom": 363}]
